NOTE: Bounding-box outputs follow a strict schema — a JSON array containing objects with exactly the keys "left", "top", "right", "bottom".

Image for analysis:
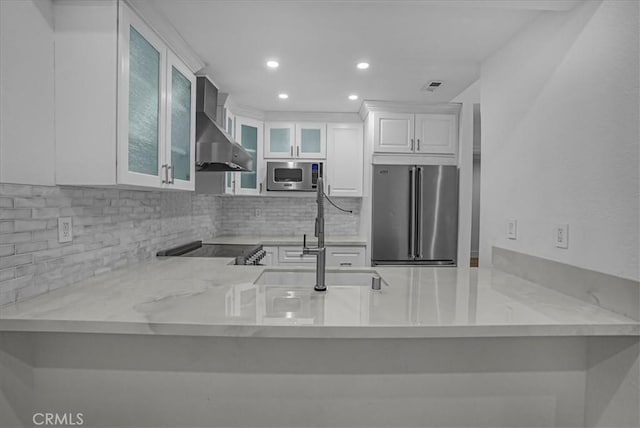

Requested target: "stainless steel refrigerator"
[{"left": 372, "top": 164, "right": 458, "bottom": 265}]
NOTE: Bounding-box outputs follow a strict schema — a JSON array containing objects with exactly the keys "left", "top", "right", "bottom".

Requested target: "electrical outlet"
[
  {"left": 554, "top": 224, "right": 569, "bottom": 249},
  {"left": 58, "top": 217, "right": 73, "bottom": 243},
  {"left": 507, "top": 218, "right": 518, "bottom": 240}
]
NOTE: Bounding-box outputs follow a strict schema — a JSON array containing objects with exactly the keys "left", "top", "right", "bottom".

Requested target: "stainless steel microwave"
[{"left": 266, "top": 161, "right": 323, "bottom": 191}]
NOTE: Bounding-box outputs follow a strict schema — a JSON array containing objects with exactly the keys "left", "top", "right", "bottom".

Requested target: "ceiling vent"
[{"left": 421, "top": 80, "right": 443, "bottom": 92}]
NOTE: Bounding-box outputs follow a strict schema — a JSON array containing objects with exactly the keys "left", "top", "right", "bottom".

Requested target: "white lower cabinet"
[
  {"left": 325, "top": 246, "right": 366, "bottom": 267},
  {"left": 266, "top": 245, "right": 366, "bottom": 267},
  {"left": 278, "top": 246, "right": 317, "bottom": 265},
  {"left": 261, "top": 246, "right": 277, "bottom": 266}
]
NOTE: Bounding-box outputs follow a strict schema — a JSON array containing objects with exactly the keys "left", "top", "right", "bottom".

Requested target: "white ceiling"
[{"left": 153, "top": 0, "right": 581, "bottom": 113}]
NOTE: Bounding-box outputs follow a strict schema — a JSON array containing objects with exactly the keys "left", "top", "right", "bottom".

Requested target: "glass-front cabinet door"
[
  {"left": 264, "top": 122, "right": 295, "bottom": 158},
  {"left": 296, "top": 123, "right": 326, "bottom": 158},
  {"left": 118, "top": 5, "right": 166, "bottom": 188},
  {"left": 224, "top": 109, "right": 236, "bottom": 194},
  {"left": 117, "top": 3, "right": 196, "bottom": 190},
  {"left": 165, "top": 52, "right": 196, "bottom": 190},
  {"left": 235, "top": 116, "right": 263, "bottom": 195}
]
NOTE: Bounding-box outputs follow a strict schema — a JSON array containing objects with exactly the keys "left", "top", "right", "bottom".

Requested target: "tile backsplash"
[
  {"left": 215, "top": 196, "right": 362, "bottom": 237},
  {"left": 0, "top": 184, "right": 220, "bottom": 305},
  {"left": 0, "top": 184, "right": 362, "bottom": 305}
]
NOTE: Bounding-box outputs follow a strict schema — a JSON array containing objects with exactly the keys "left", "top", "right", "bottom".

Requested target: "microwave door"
[
  {"left": 272, "top": 165, "right": 303, "bottom": 190},
  {"left": 274, "top": 167, "right": 303, "bottom": 183}
]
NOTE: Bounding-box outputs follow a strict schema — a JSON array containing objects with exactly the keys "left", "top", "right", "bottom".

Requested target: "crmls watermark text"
[{"left": 32, "top": 412, "right": 84, "bottom": 426}]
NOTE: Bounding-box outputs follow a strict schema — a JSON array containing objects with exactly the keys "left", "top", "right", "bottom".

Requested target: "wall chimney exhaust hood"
[{"left": 195, "top": 77, "right": 253, "bottom": 172}]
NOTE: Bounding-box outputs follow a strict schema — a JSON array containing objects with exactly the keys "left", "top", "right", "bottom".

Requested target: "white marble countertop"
[
  {"left": 0, "top": 258, "right": 637, "bottom": 338},
  {"left": 205, "top": 235, "right": 366, "bottom": 246}
]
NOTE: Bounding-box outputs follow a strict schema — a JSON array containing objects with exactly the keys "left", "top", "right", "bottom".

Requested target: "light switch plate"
[
  {"left": 58, "top": 217, "right": 73, "bottom": 243},
  {"left": 507, "top": 218, "right": 518, "bottom": 240},
  {"left": 554, "top": 224, "right": 569, "bottom": 249}
]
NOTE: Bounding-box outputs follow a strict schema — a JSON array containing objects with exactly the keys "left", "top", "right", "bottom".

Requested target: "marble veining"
[
  {"left": 493, "top": 246, "right": 640, "bottom": 320},
  {"left": 0, "top": 258, "right": 637, "bottom": 338}
]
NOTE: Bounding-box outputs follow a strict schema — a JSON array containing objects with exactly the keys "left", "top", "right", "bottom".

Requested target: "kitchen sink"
[{"left": 254, "top": 269, "right": 383, "bottom": 287}]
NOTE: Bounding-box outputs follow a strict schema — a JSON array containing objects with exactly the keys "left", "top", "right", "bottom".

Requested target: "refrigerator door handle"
[
  {"left": 416, "top": 167, "right": 423, "bottom": 258},
  {"left": 409, "top": 166, "right": 416, "bottom": 258}
]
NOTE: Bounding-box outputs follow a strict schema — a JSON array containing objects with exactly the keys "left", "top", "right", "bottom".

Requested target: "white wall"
[
  {"left": 452, "top": 80, "right": 481, "bottom": 268},
  {"left": 0, "top": 0, "right": 56, "bottom": 186},
  {"left": 479, "top": 0, "right": 640, "bottom": 280}
]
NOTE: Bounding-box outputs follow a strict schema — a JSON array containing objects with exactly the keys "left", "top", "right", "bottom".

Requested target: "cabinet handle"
[
  {"left": 290, "top": 146, "right": 293, "bottom": 157},
  {"left": 411, "top": 139, "right": 415, "bottom": 151},
  {"left": 328, "top": 184, "right": 331, "bottom": 195},
  {"left": 168, "top": 165, "right": 174, "bottom": 184},
  {"left": 161, "top": 164, "right": 168, "bottom": 184},
  {"left": 296, "top": 146, "right": 299, "bottom": 157},
  {"left": 417, "top": 139, "right": 420, "bottom": 151},
  {"left": 259, "top": 183, "right": 263, "bottom": 193},
  {"left": 340, "top": 262, "right": 352, "bottom": 266}
]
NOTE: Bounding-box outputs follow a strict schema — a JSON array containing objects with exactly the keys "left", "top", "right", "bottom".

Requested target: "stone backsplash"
[
  {"left": 0, "top": 184, "right": 220, "bottom": 305},
  {"left": 215, "top": 195, "right": 362, "bottom": 238},
  {"left": 0, "top": 184, "right": 362, "bottom": 305}
]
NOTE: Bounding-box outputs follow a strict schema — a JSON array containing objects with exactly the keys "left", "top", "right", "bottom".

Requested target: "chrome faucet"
[{"left": 303, "top": 177, "right": 326, "bottom": 291}]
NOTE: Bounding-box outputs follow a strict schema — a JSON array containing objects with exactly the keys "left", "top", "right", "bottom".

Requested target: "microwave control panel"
[{"left": 311, "top": 163, "right": 321, "bottom": 188}]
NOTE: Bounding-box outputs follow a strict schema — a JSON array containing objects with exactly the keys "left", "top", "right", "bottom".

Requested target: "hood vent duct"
[{"left": 195, "top": 77, "right": 253, "bottom": 172}]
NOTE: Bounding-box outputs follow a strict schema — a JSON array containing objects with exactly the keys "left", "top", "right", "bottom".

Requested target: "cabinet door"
[
  {"left": 262, "top": 246, "right": 277, "bottom": 266},
  {"left": 235, "top": 116, "right": 263, "bottom": 195},
  {"left": 374, "top": 112, "right": 414, "bottom": 153},
  {"left": 224, "top": 110, "right": 236, "bottom": 194},
  {"left": 296, "top": 123, "right": 326, "bottom": 158},
  {"left": 414, "top": 114, "right": 457, "bottom": 155},
  {"left": 326, "top": 123, "right": 363, "bottom": 197},
  {"left": 165, "top": 52, "right": 196, "bottom": 190},
  {"left": 117, "top": 6, "right": 166, "bottom": 188},
  {"left": 264, "top": 122, "right": 295, "bottom": 158}
]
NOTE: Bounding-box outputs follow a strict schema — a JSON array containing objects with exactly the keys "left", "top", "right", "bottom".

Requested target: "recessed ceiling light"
[
  {"left": 266, "top": 60, "right": 279, "bottom": 69},
  {"left": 278, "top": 93, "right": 288, "bottom": 99},
  {"left": 356, "top": 62, "right": 370, "bottom": 70},
  {"left": 348, "top": 94, "right": 359, "bottom": 100}
]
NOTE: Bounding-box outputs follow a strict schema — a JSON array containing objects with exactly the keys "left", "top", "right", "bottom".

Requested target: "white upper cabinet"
[
  {"left": 296, "top": 123, "right": 326, "bottom": 158},
  {"left": 414, "top": 114, "right": 457, "bottom": 155},
  {"left": 371, "top": 110, "right": 458, "bottom": 156},
  {"left": 224, "top": 109, "right": 237, "bottom": 194},
  {"left": 264, "top": 122, "right": 295, "bottom": 158},
  {"left": 55, "top": 1, "right": 196, "bottom": 190},
  {"left": 264, "top": 122, "right": 326, "bottom": 159},
  {"left": 234, "top": 115, "right": 264, "bottom": 195},
  {"left": 165, "top": 52, "right": 197, "bottom": 189},
  {"left": 117, "top": 7, "right": 167, "bottom": 188},
  {"left": 326, "top": 123, "right": 363, "bottom": 197},
  {"left": 117, "top": 3, "right": 196, "bottom": 189},
  {"left": 374, "top": 112, "right": 415, "bottom": 153}
]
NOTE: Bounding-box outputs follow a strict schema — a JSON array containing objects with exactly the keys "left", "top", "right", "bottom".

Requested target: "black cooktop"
[{"left": 156, "top": 241, "right": 265, "bottom": 265}]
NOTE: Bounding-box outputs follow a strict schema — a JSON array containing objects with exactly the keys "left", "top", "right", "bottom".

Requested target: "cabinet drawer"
[
  {"left": 278, "top": 246, "right": 317, "bottom": 264},
  {"left": 326, "top": 246, "right": 366, "bottom": 267}
]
